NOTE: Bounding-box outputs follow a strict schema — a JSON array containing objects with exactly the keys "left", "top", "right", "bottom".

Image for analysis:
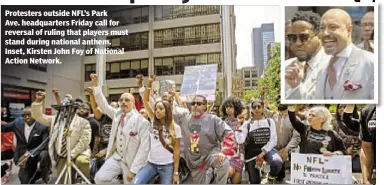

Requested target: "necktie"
[
  {"left": 120, "top": 113, "right": 126, "bottom": 127},
  {"left": 328, "top": 56, "right": 338, "bottom": 90},
  {"left": 61, "top": 128, "right": 68, "bottom": 157},
  {"left": 302, "top": 62, "right": 309, "bottom": 82}
]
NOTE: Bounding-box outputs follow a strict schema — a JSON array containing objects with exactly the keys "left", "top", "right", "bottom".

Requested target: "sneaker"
[
  {"left": 267, "top": 177, "right": 276, "bottom": 184},
  {"left": 42, "top": 174, "right": 51, "bottom": 184}
]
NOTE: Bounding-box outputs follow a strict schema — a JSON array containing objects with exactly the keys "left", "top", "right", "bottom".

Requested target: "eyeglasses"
[
  {"left": 252, "top": 105, "right": 262, "bottom": 109},
  {"left": 287, "top": 33, "right": 317, "bottom": 44},
  {"left": 192, "top": 102, "right": 205, "bottom": 106},
  {"left": 118, "top": 98, "right": 132, "bottom": 103}
]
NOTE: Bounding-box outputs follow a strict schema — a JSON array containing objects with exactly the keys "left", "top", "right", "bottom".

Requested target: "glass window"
[
  {"left": 244, "top": 71, "right": 250, "bottom": 78},
  {"left": 155, "top": 6, "right": 163, "bottom": 21},
  {"left": 154, "top": 24, "right": 220, "bottom": 48},
  {"left": 154, "top": 53, "right": 221, "bottom": 76},
  {"left": 154, "top": 5, "right": 220, "bottom": 21},
  {"left": 141, "top": 7, "right": 149, "bottom": 22},
  {"left": 245, "top": 80, "right": 251, "bottom": 87},
  {"left": 162, "top": 6, "right": 173, "bottom": 20},
  {"left": 140, "top": 59, "right": 149, "bottom": 76},
  {"left": 119, "top": 32, "right": 148, "bottom": 51},
  {"left": 120, "top": 61, "right": 131, "bottom": 78},
  {"left": 251, "top": 70, "right": 258, "bottom": 78},
  {"left": 252, "top": 80, "right": 258, "bottom": 87}
]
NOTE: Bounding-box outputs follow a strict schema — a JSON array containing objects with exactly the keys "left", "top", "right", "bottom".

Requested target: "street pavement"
[{"left": 6, "top": 164, "right": 361, "bottom": 184}]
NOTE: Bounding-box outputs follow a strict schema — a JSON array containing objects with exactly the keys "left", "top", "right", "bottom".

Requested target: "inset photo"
[{"left": 282, "top": 6, "right": 377, "bottom": 104}]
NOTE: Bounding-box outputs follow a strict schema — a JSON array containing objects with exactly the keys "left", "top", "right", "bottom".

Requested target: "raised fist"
[
  {"left": 285, "top": 63, "right": 301, "bottom": 88},
  {"left": 148, "top": 75, "right": 156, "bottom": 86},
  {"left": 52, "top": 88, "right": 59, "bottom": 95},
  {"left": 35, "top": 91, "right": 46, "bottom": 102},
  {"left": 86, "top": 87, "right": 94, "bottom": 95},
  {"left": 90, "top": 74, "right": 99, "bottom": 87}
]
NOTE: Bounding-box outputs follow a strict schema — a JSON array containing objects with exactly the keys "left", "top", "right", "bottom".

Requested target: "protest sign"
[
  {"left": 291, "top": 153, "right": 352, "bottom": 184},
  {"left": 232, "top": 79, "right": 245, "bottom": 99},
  {"left": 152, "top": 80, "right": 175, "bottom": 100},
  {"left": 180, "top": 64, "right": 218, "bottom": 102},
  {"left": 9, "top": 103, "right": 25, "bottom": 119}
]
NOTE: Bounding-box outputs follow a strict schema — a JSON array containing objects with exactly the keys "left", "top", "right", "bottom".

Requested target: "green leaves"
[{"left": 243, "top": 44, "right": 281, "bottom": 110}]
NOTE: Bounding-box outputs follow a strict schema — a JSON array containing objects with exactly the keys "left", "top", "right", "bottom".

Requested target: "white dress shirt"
[
  {"left": 332, "top": 43, "right": 353, "bottom": 80},
  {"left": 24, "top": 122, "right": 35, "bottom": 142}
]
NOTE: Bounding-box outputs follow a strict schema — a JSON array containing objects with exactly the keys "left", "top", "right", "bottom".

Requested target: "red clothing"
[
  {"left": 134, "top": 97, "right": 143, "bottom": 111},
  {"left": 1, "top": 121, "right": 15, "bottom": 152}
]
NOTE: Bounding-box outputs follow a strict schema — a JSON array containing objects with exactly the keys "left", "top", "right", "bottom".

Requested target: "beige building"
[
  {"left": 83, "top": 5, "right": 237, "bottom": 104},
  {"left": 237, "top": 67, "right": 260, "bottom": 90}
]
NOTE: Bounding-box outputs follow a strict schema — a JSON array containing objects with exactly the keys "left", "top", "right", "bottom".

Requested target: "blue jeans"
[{"left": 132, "top": 162, "right": 174, "bottom": 184}]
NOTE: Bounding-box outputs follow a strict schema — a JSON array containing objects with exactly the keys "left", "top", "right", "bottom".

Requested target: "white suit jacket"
[
  {"left": 31, "top": 101, "right": 91, "bottom": 166},
  {"left": 285, "top": 48, "right": 331, "bottom": 99},
  {"left": 288, "top": 44, "right": 374, "bottom": 100},
  {"left": 93, "top": 86, "right": 150, "bottom": 174}
]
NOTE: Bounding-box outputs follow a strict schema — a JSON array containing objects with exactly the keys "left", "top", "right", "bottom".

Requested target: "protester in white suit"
[
  {"left": 90, "top": 74, "right": 151, "bottom": 184},
  {"left": 286, "top": 9, "right": 374, "bottom": 100},
  {"left": 285, "top": 11, "right": 331, "bottom": 99}
]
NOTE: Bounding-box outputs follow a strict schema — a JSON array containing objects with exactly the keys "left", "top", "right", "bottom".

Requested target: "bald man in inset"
[
  {"left": 357, "top": 11, "right": 374, "bottom": 52},
  {"left": 286, "top": 8, "right": 374, "bottom": 100},
  {"left": 89, "top": 74, "right": 151, "bottom": 184}
]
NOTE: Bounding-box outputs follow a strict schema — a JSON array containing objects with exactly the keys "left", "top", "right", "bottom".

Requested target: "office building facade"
[{"left": 251, "top": 23, "right": 275, "bottom": 73}]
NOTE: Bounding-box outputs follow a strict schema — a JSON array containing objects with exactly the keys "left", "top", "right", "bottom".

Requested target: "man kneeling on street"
[{"left": 89, "top": 74, "right": 151, "bottom": 184}]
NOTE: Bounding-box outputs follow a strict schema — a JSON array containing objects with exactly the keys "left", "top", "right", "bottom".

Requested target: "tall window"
[
  {"left": 244, "top": 71, "right": 250, "bottom": 78},
  {"left": 252, "top": 80, "right": 257, "bottom": 87},
  {"left": 85, "top": 64, "right": 96, "bottom": 81},
  {"left": 105, "top": 59, "right": 148, "bottom": 80},
  {"left": 251, "top": 70, "right": 258, "bottom": 78},
  {"left": 108, "top": 6, "right": 149, "bottom": 27},
  {"left": 107, "top": 32, "right": 148, "bottom": 52},
  {"left": 154, "top": 24, "right": 221, "bottom": 48},
  {"left": 154, "top": 53, "right": 222, "bottom": 76},
  {"left": 154, "top": 5, "right": 220, "bottom": 21},
  {"left": 245, "top": 80, "right": 251, "bottom": 87}
]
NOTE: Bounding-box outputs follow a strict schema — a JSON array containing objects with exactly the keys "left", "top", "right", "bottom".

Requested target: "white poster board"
[
  {"left": 180, "top": 64, "right": 218, "bottom": 102},
  {"left": 9, "top": 103, "right": 25, "bottom": 119},
  {"left": 291, "top": 153, "right": 352, "bottom": 184},
  {"left": 152, "top": 80, "right": 175, "bottom": 100}
]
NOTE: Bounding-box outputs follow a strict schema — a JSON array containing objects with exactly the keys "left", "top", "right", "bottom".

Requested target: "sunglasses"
[
  {"left": 287, "top": 33, "right": 317, "bottom": 44},
  {"left": 251, "top": 105, "right": 262, "bottom": 109},
  {"left": 192, "top": 102, "right": 205, "bottom": 106}
]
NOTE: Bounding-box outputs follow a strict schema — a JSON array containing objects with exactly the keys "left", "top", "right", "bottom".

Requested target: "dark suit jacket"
[{"left": 1, "top": 118, "right": 49, "bottom": 164}]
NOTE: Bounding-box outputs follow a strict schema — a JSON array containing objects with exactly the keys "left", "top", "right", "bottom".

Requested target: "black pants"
[
  {"left": 352, "top": 156, "right": 361, "bottom": 173},
  {"left": 18, "top": 150, "right": 51, "bottom": 184},
  {"left": 277, "top": 162, "right": 286, "bottom": 181},
  {"left": 1, "top": 149, "right": 14, "bottom": 177},
  {"left": 245, "top": 149, "right": 283, "bottom": 184}
]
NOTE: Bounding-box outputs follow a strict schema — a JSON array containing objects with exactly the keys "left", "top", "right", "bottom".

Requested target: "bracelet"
[
  {"left": 174, "top": 172, "right": 179, "bottom": 175},
  {"left": 147, "top": 87, "right": 152, "bottom": 90}
]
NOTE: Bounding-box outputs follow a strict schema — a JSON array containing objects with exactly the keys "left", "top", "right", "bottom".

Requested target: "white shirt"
[
  {"left": 332, "top": 43, "right": 353, "bottom": 80},
  {"left": 24, "top": 122, "right": 35, "bottom": 142},
  {"left": 148, "top": 124, "right": 182, "bottom": 165},
  {"left": 305, "top": 47, "right": 328, "bottom": 81}
]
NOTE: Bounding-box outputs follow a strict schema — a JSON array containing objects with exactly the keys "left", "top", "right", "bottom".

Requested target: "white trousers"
[{"left": 94, "top": 156, "right": 130, "bottom": 184}]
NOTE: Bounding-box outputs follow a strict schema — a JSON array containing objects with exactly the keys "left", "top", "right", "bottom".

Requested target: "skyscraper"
[{"left": 251, "top": 23, "right": 275, "bottom": 73}]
